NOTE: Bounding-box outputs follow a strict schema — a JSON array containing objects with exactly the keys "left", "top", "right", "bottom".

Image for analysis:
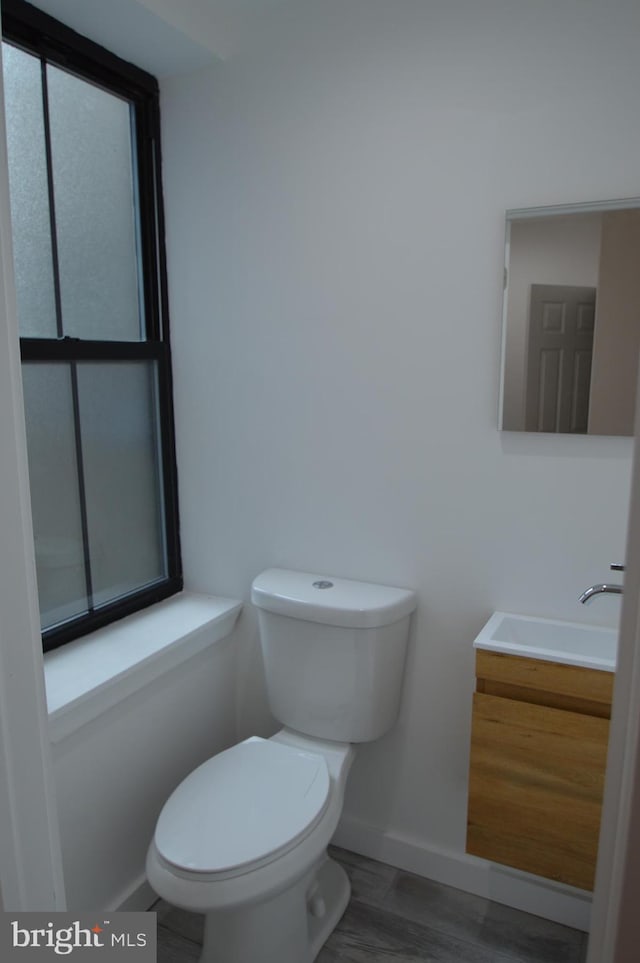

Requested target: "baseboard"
[
  {"left": 333, "top": 814, "right": 592, "bottom": 932},
  {"left": 111, "top": 874, "right": 157, "bottom": 913}
]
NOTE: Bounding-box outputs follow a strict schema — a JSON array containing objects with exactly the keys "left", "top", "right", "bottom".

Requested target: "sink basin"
[{"left": 473, "top": 611, "right": 617, "bottom": 671}]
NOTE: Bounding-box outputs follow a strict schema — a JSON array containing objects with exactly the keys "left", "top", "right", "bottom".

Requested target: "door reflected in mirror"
[{"left": 499, "top": 199, "right": 640, "bottom": 435}]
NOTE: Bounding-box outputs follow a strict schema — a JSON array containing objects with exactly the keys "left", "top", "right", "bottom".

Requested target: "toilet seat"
[{"left": 154, "top": 737, "right": 331, "bottom": 878}]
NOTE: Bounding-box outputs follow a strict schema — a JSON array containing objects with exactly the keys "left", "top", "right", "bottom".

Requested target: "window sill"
[{"left": 44, "top": 592, "right": 242, "bottom": 743}]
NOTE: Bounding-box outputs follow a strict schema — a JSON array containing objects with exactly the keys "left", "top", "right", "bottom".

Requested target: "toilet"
[{"left": 146, "top": 568, "right": 416, "bottom": 963}]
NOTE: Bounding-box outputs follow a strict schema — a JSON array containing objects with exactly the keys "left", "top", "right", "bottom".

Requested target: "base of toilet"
[{"left": 198, "top": 854, "right": 350, "bottom": 963}]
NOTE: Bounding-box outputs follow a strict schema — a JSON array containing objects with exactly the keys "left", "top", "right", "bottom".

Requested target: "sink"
[{"left": 473, "top": 611, "right": 617, "bottom": 671}]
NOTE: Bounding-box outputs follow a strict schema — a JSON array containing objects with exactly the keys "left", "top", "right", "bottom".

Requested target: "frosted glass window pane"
[
  {"left": 76, "top": 362, "right": 165, "bottom": 606},
  {"left": 47, "top": 65, "right": 142, "bottom": 341},
  {"left": 2, "top": 44, "right": 57, "bottom": 338},
  {"left": 21, "top": 364, "right": 88, "bottom": 629}
]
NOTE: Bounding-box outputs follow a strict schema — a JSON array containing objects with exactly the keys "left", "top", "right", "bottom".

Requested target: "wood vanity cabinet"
[{"left": 466, "top": 649, "right": 613, "bottom": 891}]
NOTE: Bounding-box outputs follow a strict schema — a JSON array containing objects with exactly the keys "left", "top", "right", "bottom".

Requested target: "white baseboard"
[
  {"left": 111, "top": 875, "right": 157, "bottom": 913},
  {"left": 333, "top": 814, "right": 592, "bottom": 932}
]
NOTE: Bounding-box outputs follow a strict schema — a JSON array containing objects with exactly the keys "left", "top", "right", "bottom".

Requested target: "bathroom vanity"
[{"left": 466, "top": 612, "right": 616, "bottom": 891}]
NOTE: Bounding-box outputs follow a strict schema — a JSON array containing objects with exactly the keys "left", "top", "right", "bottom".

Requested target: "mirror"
[{"left": 499, "top": 198, "right": 640, "bottom": 435}]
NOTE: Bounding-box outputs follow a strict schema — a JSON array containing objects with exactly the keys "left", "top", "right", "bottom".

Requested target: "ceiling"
[{"left": 17, "top": 0, "right": 288, "bottom": 76}]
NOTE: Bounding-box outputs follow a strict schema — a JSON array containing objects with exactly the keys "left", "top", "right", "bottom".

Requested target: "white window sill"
[{"left": 44, "top": 592, "right": 242, "bottom": 743}]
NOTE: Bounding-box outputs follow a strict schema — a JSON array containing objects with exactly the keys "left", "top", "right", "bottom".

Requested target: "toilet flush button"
[{"left": 312, "top": 580, "right": 333, "bottom": 589}]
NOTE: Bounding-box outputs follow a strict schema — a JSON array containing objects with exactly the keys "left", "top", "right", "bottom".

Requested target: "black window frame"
[{"left": 2, "top": 0, "right": 182, "bottom": 652}]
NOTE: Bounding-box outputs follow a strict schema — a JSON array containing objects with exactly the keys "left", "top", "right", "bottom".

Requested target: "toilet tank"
[{"left": 251, "top": 568, "right": 416, "bottom": 743}]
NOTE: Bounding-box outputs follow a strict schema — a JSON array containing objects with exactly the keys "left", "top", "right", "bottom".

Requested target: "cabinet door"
[{"left": 466, "top": 692, "right": 609, "bottom": 890}]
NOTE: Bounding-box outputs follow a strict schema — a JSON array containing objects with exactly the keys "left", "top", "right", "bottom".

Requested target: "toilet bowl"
[
  {"left": 147, "top": 568, "right": 416, "bottom": 963},
  {"left": 147, "top": 730, "right": 355, "bottom": 963}
]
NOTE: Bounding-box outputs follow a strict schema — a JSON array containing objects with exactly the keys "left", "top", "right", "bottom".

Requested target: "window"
[{"left": 2, "top": 0, "right": 182, "bottom": 651}]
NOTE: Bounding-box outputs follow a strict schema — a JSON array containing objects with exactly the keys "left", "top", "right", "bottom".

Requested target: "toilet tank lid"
[{"left": 251, "top": 568, "right": 417, "bottom": 628}]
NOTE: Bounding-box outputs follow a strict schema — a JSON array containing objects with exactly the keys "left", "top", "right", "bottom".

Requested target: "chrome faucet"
[
  {"left": 579, "top": 564, "right": 624, "bottom": 605},
  {"left": 579, "top": 583, "right": 623, "bottom": 604}
]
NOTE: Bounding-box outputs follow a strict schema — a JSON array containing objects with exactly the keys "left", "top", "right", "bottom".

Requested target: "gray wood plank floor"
[{"left": 154, "top": 846, "right": 588, "bottom": 962}]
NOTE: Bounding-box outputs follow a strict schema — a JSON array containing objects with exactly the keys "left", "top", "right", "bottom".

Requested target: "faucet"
[{"left": 579, "top": 564, "right": 624, "bottom": 605}]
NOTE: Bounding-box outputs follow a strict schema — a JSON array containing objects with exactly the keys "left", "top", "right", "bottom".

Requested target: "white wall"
[{"left": 158, "top": 0, "right": 640, "bottom": 909}]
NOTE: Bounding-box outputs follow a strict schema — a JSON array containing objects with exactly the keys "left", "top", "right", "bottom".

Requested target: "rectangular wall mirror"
[{"left": 499, "top": 198, "right": 640, "bottom": 435}]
